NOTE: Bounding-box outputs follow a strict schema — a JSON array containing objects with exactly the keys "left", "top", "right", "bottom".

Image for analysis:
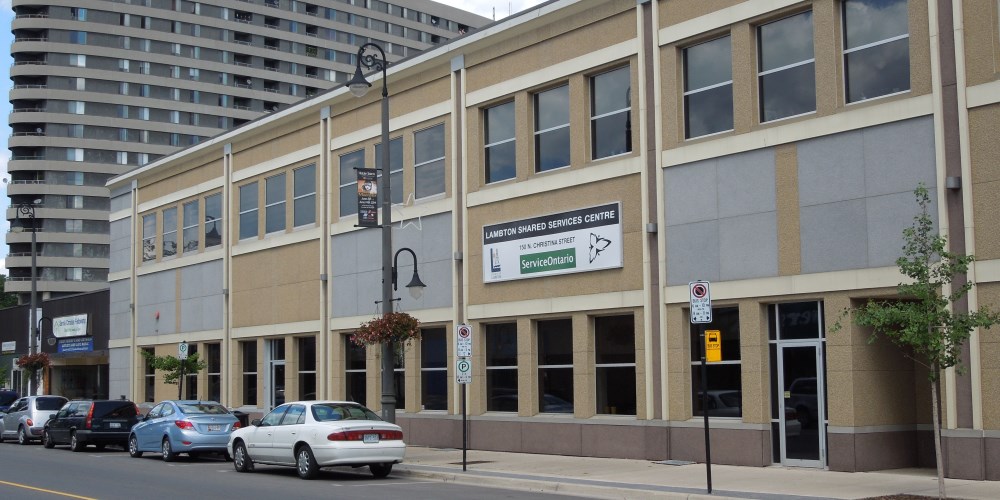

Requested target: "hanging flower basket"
[
  {"left": 16, "top": 352, "right": 50, "bottom": 373},
  {"left": 351, "top": 312, "right": 420, "bottom": 347}
]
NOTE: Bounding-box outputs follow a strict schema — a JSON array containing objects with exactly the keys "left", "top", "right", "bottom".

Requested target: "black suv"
[{"left": 43, "top": 400, "right": 140, "bottom": 451}]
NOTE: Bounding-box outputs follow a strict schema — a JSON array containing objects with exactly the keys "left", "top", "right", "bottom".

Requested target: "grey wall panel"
[
  {"left": 109, "top": 279, "right": 131, "bottom": 341},
  {"left": 717, "top": 148, "right": 776, "bottom": 218},
  {"left": 178, "top": 260, "right": 223, "bottom": 332},
  {"left": 108, "top": 347, "right": 132, "bottom": 401},
  {"left": 331, "top": 213, "right": 453, "bottom": 318},
  {"left": 798, "top": 130, "right": 865, "bottom": 207},
  {"left": 110, "top": 192, "right": 132, "bottom": 213},
  {"left": 867, "top": 191, "right": 937, "bottom": 268},
  {"left": 719, "top": 212, "right": 778, "bottom": 281},
  {"left": 664, "top": 159, "right": 718, "bottom": 226},
  {"left": 800, "top": 199, "right": 868, "bottom": 273},
  {"left": 137, "top": 270, "right": 177, "bottom": 336},
  {"left": 863, "top": 118, "right": 936, "bottom": 197},
  {"left": 666, "top": 220, "right": 720, "bottom": 285},
  {"left": 110, "top": 218, "right": 132, "bottom": 274}
]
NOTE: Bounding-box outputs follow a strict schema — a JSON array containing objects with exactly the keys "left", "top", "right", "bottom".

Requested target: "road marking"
[{"left": 0, "top": 480, "right": 97, "bottom": 500}]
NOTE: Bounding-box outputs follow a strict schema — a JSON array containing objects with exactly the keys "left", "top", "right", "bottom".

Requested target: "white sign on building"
[
  {"left": 482, "top": 202, "right": 623, "bottom": 283},
  {"left": 53, "top": 313, "right": 89, "bottom": 338}
]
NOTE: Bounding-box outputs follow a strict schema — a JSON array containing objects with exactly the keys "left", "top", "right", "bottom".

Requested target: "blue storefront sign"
[{"left": 58, "top": 338, "right": 94, "bottom": 353}]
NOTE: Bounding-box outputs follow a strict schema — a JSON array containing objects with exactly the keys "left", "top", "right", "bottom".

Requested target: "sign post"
[
  {"left": 689, "top": 281, "right": 712, "bottom": 494},
  {"left": 178, "top": 341, "right": 188, "bottom": 399},
  {"left": 456, "top": 324, "right": 473, "bottom": 471}
]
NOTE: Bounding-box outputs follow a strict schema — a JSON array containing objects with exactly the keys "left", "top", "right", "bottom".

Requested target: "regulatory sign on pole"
[
  {"left": 456, "top": 358, "right": 472, "bottom": 384},
  {"left": 456, "top": 323, "right": 473, "bottom": 357},
  {"left": 705, "top": 330, "right": 722, "bottom": 362},
  {"left": 178, "top": 342, "right": 189, "bottom": 360},
  {"left": 689, "top": 281, "right": 713, "bottom": 324}
]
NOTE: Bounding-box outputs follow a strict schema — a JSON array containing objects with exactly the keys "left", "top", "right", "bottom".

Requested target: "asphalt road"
[{"left": 0, "top": 441, "right": 584, "bottom": 499}]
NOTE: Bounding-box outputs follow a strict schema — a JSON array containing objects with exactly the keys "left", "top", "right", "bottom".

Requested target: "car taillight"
[
  {"left": 232, "top": 421, "right": 241, "bottom": 430},
  {"left": 84, "top": 404, "right": 94, "bottom": 429},
  {"left": 174, "top": 420, "right": 195, "bottom": 430},
  {"left": 327, "top": 429, "right": 403, "bottom": 441},
  {"left": 26, "top": 418, "right": 34, "bottom": 427}
]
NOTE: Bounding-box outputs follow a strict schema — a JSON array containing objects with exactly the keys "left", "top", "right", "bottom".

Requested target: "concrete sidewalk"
[{"left": 394, "top": 446, "right": 1000, "bottom": 500}]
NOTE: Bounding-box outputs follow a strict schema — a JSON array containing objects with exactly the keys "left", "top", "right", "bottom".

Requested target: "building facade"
[
  {"left": 106, "top": 0, "right": 1000, "bottom": 479},
  {"left": 5, "top": 0, "right": 489, "bottom": 301}
]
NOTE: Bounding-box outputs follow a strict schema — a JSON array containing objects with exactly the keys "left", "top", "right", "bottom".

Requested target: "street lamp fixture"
[
  {"left": 392, "top": 248, "right": 426, "bottom": 300},
  {"left": 348, "top": 42, "right": 403, "bottom": 423},
  {"left": 12, "top": 199, "right": 42, "bottom": 395}
]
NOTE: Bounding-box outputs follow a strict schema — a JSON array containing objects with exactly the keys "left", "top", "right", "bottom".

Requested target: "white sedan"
[{"left": 227, "top": 401, "right": 405, "bottom": 479}]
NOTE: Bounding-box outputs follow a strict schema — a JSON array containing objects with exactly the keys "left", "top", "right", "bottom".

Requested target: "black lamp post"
[
  {"left": 346, "top": 42, "right": 403, "bottom": 423},
  {"left": 13, "top": 200, "right": 40, "bottom": 395}
]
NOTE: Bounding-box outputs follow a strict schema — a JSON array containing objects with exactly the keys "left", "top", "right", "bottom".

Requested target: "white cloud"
[{"left": 434, "top": 0, "right": 548, "bottom": 21}]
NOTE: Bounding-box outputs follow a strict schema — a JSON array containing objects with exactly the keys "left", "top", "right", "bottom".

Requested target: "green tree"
[
  {"left": 839, "top": 184, "right": 999, "bottom": 498},
  {"left": 0, "top": 275, "right": 18, "bottom": 309},
  {"left": 140, "top": 350, "right": 207, "bottom": 397}
]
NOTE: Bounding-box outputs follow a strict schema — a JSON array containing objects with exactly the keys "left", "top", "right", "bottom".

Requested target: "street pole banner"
[
  {"left": 356, "top": 168, "right": 379, "bottom": 227},
  {"left": 482, "top": 202, "right": 623, "bottom": 283}
]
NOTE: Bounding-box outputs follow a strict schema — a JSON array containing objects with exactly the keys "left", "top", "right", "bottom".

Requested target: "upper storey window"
[
  {"left": 484, "top": 102, "right": 516, "bottom": 184},
  {"left": 239, "top": 182, "right": 259, "bottom": 240},
  {"left": 842, "top": 0, "right": 909, "bottom": 103},
  {"left": 590, "top": 67, "right": 631, "bottom": 160},
  {"left": 758, "top": 11, "right": 816, "bottom": 122},
  {"left": 414, "top": 124, "right": 445, "bottom": 199},
  {"left": 534, "top": 85, "right": 570, "bottom": 172},
  {"left": 339, "top": 149, "right": 364, "bottom": 217},
  {"left": 142, "top": 214, "right": 156, "bottom": 262},
  {"left": 684, "top": 36, "right": 733, "bottom": 139},
  {"left": 375, "top": 137, "right": 403, "bottom": 205}
]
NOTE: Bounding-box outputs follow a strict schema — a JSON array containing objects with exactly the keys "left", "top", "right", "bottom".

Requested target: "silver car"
[{"left": 0, "top": 396, "right": 69, "bottom": 444}]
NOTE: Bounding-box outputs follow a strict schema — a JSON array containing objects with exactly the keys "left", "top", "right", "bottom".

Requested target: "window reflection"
[
  {"left": 684, "top": 37, "right": 733, "bottom": 138},
  {"left": 842, "top": 0, "right": 910, "bottom": 103},
  {"left": 758, "top": 11, "right": 816, "bottom": 122}
]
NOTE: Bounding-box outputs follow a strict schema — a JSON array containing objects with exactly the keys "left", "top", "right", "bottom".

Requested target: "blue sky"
[{"left": 0, "top": 0, "right": 544, "bottom": 276}]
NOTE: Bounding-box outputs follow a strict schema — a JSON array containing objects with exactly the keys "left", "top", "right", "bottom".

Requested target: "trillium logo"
[{"left": 589, "top": 233, "right": 611, "bottom": 263}]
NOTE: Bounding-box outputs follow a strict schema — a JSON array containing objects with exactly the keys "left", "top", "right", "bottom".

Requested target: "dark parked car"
[
  {"left": 43, "top": 400, "right": 140, "bottom": 452},
  {"left": 0, "top": 390, "right": 19, "bottom": 413}
]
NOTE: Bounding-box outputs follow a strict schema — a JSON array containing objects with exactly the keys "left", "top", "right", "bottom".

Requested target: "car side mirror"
[
  {"left": 48, "top": 414, "right": 56, "bottom": 420},
  {"left": 250, "top": 419, "right": 262, "bottom": 427}
]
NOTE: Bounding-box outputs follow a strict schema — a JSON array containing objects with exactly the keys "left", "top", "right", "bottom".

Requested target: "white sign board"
[
  {"left": 483, "top": 202, "right": 623, "bottom": 283},
  {"left": 689, "top": 281, "right": 713, "bottom": 324},
  {"left": 456, "top": 323, "right": 472, "bottom": 357},
  {"left": 456, "top": 358, "right": 472, "bottom": 385},
  {"left": 53, "top": 313, "right": 89, "bottom": 338},
  {"left": 178, "top": 342, "right": 189, "bottom": 360},
  {"left": 1, "top": 341, "right": 15, "bottom": 353}
]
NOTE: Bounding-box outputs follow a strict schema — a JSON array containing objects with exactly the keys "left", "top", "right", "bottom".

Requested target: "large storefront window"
[
  {"left": 206, "top": 343, "right": 221, "bottom": 402},
  {"left": 143, "top": 347, "right": 155, "bottom": 402},
  {"left": 345, "top": 336, "right": 366, "bottom": 405},
  {"left": 595, "top": 315, "right": 636, "bottom": 415},
  {"left": 420, "top": 328, "right": 447, "bottom": 410},
  {"left": 690, "top": 307, "right": 741, "bottom": 417},
  {"left": 486, "top": 323, "right": 517, "bottom": 412},
  {"left": 537, "top": 319, "right": 573, "bottom": 414},
  {"left": 298, "top": 337, "right": 316, "bottom": 400}
]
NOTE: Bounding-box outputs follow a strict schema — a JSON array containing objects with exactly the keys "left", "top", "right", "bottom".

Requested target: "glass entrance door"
[
  {"left": 778, "top": 343, "right": 824, "bottom": 467},
  {"left": 266, "top": 339, "right": 285, "bottom": 409}
]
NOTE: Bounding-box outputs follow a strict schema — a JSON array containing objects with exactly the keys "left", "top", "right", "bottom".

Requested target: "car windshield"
[
  {"left": 35, "top": 397, "right": 67, "bottom": 411},
  {"left": 311, "top": 403, "right": 381, "bottom": 422},
  {"left": 178, "top": 403, "right": 229, "bottom": 415}
]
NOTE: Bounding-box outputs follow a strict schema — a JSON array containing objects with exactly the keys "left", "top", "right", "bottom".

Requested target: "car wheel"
[
  {"left": 369, "top": 463, "right": 393, "bottom": 478},
  {"left": 161, "top": 438, "right": 176, "bottom": 462},
  {"left": 18, "top": 426, "right": 29, "bottom": 445},
  {"left": 233, "top": 441, "right": 253, "bottom": 473},
  {"left": 296, "top": 445, "right": 319, "bottom": 480},
  {"left": 128, "top": 435, "right": 143, "bottom": 458},
  {"left": 70, "top": 432, "right": 85, "bottom": 452},
  {"left": 43, "top": 430, "right": 54, "bottom": 449}
]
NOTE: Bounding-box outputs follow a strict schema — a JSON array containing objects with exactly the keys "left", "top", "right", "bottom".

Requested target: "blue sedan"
[{"left": 129, "top": 400, "right": 240, "bottom": 461}]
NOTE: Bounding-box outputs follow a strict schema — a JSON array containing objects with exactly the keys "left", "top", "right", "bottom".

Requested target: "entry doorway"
[
  {"left": 769, "top": 302, "right": 827, "bottom": 468},
  {"left": 266, "top": 339, "right": 285, "bottom": 409}
]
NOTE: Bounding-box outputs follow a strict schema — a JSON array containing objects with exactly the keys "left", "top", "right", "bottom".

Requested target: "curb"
[{"left": 394, "top": 464, "right": 770, "bottom": 500}]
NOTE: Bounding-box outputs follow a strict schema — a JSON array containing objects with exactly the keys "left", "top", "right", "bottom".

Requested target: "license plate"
[
  {"left": 207, "top": 424, "right": 221, "bottom": 432},
  {"left": 363, "top": 433, "right": 379, "bottom": 444},
  {"left": 109, "top": 422, "right": 121, "bottom": 429}
]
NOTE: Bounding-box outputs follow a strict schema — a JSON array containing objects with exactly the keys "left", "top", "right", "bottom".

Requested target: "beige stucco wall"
[
  {"left": 137, "top": 159, "right": 222, "bottom": 205},
  {"left": 969, "top": 103, "right": 1000, "bottom": 260},
  {"left": 232, "top": 123, "right": 318, "bottom": 172},
  {"left": 230, "top": 242, "right": 321, "bottom": 328},
  {"left": 658, "top": 0, "right": 744, "bottom": 27},
  {"left": 331, "top": 74, "right": 451, "bottom": 137},
  {"left": 962, "top": 0, "right": 1000, "bottom": 87},
  {"left": 976, "top": 282, "right": 1000, "bottom": 430}
]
